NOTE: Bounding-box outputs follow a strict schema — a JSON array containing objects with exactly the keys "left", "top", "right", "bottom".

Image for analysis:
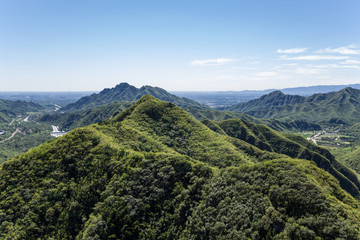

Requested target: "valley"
[
  {"left": 0, "top": 115, "right": 53, "bottom": 163},
  {"left": 299, "top": 128, "right": 356, "bottom": 147}
]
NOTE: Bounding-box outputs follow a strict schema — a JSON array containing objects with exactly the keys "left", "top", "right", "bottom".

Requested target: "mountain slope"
[
  {"left": 1, "top": 96, "right": 360, "bottom": 239},
  {"left": 202, "top": 118, "right": 360, "bottom": 196},
  {"left": 224, "top": 87, "right": 360, "bottom": 124},
  {"left": 39, "top": 101, "right": 132, "bottom": 130},
  {"left": 40, "top": 100, "right": 321, "bottom": 132},
  {"left": 61, "top": 82, "right": 207, "bottom": 111},
  {"left": 188, "top": 108, "right": 321, "bottom": 131},
  {"left": 40, "top": 96, "right": 360, "bottom": 193},
  {"left": 173, "top": 83, "right": 360, "bottom": 107},
  {"left": 0, "top": 98, "right": 43, "bottom": 122}
]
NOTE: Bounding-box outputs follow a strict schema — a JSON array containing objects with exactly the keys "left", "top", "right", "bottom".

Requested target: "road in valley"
[
  {"left": 9, "top": 119, "right": 15, "bottom": 126},
  {"left": 0, "top": 128, "right": 21, "bottom": 143}
]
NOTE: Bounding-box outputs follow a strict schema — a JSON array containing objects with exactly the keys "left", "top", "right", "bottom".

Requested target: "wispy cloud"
[
  {"left": 340, "top": 59, "right": 360, "bottom": 65},
  {"left": 281, "top": 55, "right": 349, "bottom": 61},
  {"left": 295, "top": 68, "right": 325, "bottom": 75},
  {"left": 318, "top": 45, "right": 360, "bottom": 55},
  {"left": 215, "top": 75, "right": 237, "bottom": 80},
  {"left": 277, "top": 48, "right": 308, "bottom": 54},
  {"left": 255, "top": 72, "right": 278, "bottom": 77},
  {"left": 190, "top": 58, "right": 237, "bottom": 66},
  {"left": 313, "top": 64, "right": 360, "bottom": 70}
]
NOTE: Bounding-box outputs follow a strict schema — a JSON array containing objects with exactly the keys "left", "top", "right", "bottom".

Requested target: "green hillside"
[
  {"left": 0, "top": 99, "right": 44, "bottom": 122},
  {"left": 332, "top": 141, "right": 360, "bottom": 176},
  {"left": 1, "top": 96, "right": 360, "bottom": 239},
  {"left": 61, "top": 82, "right": 207, "bottom": 112},
  {"left": 202, "top": 118, "right": 360, "bottom": 196},
  {"left": 224, "top": 87, "right": 360, "bottom": 124},
  {"left": 39, "top": 102, "right": 132, "bottom": 130},
  {"left": 189, "top": 108, "right": 321, "bottom": 131},
  {"left": 40, "top": 101, "right": 321, "bottom": 132}
]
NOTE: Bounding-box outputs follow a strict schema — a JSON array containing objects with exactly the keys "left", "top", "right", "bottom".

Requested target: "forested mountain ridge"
[
  {"left": 61, "top": 82, "right": 207, "bottom": 111},
  {"left": 40, "top": 100, "right": 321, "bottom": 132},
  {"left": 1, "top": 95, "right": 360, "bottom": 239},
  {"left": 0, "top": 98, "right": 43, "bottom": 122},
  {"left": 224, "top": 90, "right": 306, "bottom": 113},
  {"left": 39, "top": 101, "right": 132, "bottom": 130},
  {"left": 202, "top": 118, "right": 360, "bottom": 196},
  {"left": 40, "top": 95, "right": 359, "bottom": 194},
  {"left": 224, "top": 87, "right": 360, "bottom": 124},
  {"left": 188, "top": 108, "right": 321, "bottom": 131}
]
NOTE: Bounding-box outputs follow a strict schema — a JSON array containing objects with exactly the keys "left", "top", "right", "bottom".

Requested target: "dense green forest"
[
  {"left": 39, "top": 102, "right": 132, "bottom": 130},
  {"left": 173, "top": 83, "right": 360, "bottom": 107},
  {"left": 1, "top": 96, "right": 360, "bottom": 239},
  {"left": 0, "top": 98, "right": 52, "bottom": 162},
  {"left": 223, "top": 87, "right": 360, "bottom": 125},
  {"left": 0, "top": 99, "right": 44, "bottom": 123},
  {"left": 0, "top": 120, "right": 52, "bottom": 163},
  {"left": 61, "top": 82, "right": 207, "bottom": 112},
  {"left": 189, "top": 108, "right": 321, "bottom": 131},
  {"left": 40, "top": 99, "right": 321, "bottom": 132}
]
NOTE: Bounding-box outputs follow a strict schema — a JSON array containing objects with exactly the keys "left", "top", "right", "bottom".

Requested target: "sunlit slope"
[
  {"left": 203, "top": 118, "right": 360, "bottom": 196},
  {"left": 1, "top": 96, "right": 360, "bottom": 239}
]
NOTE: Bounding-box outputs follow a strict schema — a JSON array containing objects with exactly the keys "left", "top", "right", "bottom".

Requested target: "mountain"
[
  {"left": 223, "top": 91, "right": 305, "bottom": 113},
  {"left": 224, "top": 87, "right": 360, "bottom": 124},
  {"left": 1, "top": 95, "right": 360, "bottom": 239},
  {"left": 61, "top": 82, "right": 207, "bottom": 112},
  {"left": 39, "top": 102, "right": 132, "bottom": 130},
  {"left": 172, "top": 83, "right": 360, "bottom": 107},
  {"left": 187, "top": 108, "right": 321, "bottom": 131},
  {"left": 40, "top": 100, "right": 321, "bottom": 132},
  {"left": 281, "top": 83, "right": 360, "bottom": 96},
  {"left": 0, "top": 98, "right": 44, "bottom": 122}
]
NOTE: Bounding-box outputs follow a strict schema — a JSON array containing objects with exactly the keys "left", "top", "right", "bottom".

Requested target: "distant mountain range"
[
  {"left": 41, "top": 95, "right": 321, "bottom": 132},
  {"left": 61, "top": 82, "right": 207, "bottom": 111},
  {"left": 2, "top": 96, "right": 360, "bottom": 239},
  {"left": 173, "top": 83, "right": 360, "bottom": 107},
  {"left": 223, "top": 87, "right": 360, "bottom": 124},
  {"left": 234, "top": 83, "right": 360, "bottom": 96},
  {"left": 40, "top": 83, "right": 360, "bottom": 131}
]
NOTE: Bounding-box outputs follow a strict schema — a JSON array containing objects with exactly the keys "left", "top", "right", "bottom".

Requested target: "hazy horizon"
[
  {"left": 1, "top": 0, "right": 359, "bottom": 91},
  {"left": 1, "top": 82, "right": 360, "bottom": 94}
]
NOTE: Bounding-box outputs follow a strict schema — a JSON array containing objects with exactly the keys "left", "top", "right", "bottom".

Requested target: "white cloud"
[
  {"left": 255, "top": 72, "right": 278, "bottom": 77},
  {"left": 277, "top": 48, "right": 308, "bottom": 54},
  {"left": 295, "top": 68, "right": 325, "bottom": 75},
  {"left": 313, "top": 64, "right": 360, "bottom": 70},
  {"left": 281, "top": 55, "right": 349, "bottom": 61},
  {"left": 215, "top": 75, "right": 236, "bottom": 80},
  {"left": 190, "top": 58, "right": 237, "bottom": 66},
  {"left": 340, "top": 59, "right": 360, "bottom": 64},
  {"left": 318, "top": 45, "right": 360, "bottom": 55}
]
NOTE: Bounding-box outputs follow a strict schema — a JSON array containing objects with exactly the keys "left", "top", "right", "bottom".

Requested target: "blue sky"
[{"left": 1, "top": 0, "right": 360, "bottom": 91}]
